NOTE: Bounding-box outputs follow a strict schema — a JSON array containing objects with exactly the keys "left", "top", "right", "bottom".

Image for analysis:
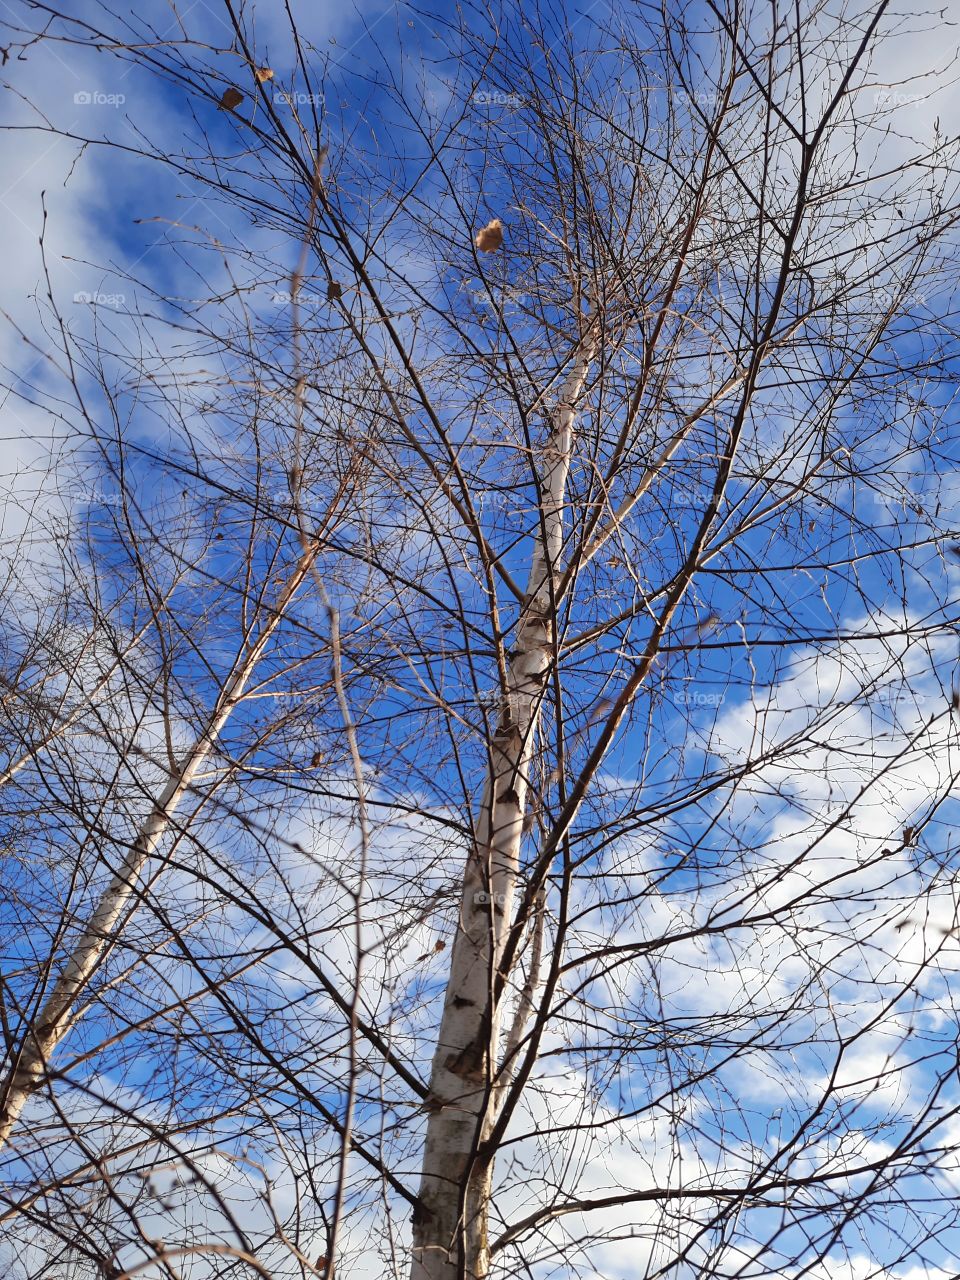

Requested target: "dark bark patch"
[
  {"left": 411, "top": 1199, "right": 434, "bottom": 1226},
  {"left": 445, "top": 1035, "right": 488, "bottom": 1081}
]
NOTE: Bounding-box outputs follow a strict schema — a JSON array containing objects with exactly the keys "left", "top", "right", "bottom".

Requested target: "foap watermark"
[
  {"left": 874, "top": 90, "right": 924, "bottom": 109},
  {"left": 470, "top": 286, "right": 532, "bottom": 312},
  {"left": 867, "top": 282, "right": 927, "bottom": 313},
  {"left": 472, "top": 88, "right": 523, "bottom": 109},
  {"left": 475, "top": 689, "right": 529, "bottom": 717},
  {"left": 666, "top": 487, "right": 724, "bottom": 518},
  {"left": 475, "top": 489, "right": 511, "bottom": 514},
  {"left": 669, "top": 86, "right": 721, "bottom": 109},
  {"left": 274, "top": 91, "right": 323, "bottom": 107},
  {"left": 473, "top": 890, "right": 509, "bottom": 907},
  {"left": 872, "top": 689, "right": 931, "bottom": 712},
  {"left": 270, "top": 289, "right": 325, "bottom": 305},
  {"left": 74, "top": 90, "right": 125, "bottom": 107},
  {"left": 673, "top": 687, "right": 724, "bottom": 708},
  {"left": 65, "top": 486, "right": 124, "bottom": 508},
  {"left": 74, "top": 291, "right": 125, "bottom": 307}
]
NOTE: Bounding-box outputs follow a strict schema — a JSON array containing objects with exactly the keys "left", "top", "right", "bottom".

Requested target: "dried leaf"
[
  {"left": 315, "top": 1258, "right": 328, "bottom": 1272},
  {"left": 434, "top": 939, "right": 445, "bottom": 952},
  {"left": 254, "top": 67, "right": 274, "bottom": 83},
  {"left": 474, "top": 218, "right": 503, "bottom": 252},
  {"left": 218, "top": 86, "right": 244, "bottom": 111}
]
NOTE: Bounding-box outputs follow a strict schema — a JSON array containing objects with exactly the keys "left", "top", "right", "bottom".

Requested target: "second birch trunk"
[{"left": 0, "top": 547, "right": 320, "bottom": 1151}]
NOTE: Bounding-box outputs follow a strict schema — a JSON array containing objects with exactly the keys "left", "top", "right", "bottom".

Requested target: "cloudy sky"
[{"left": 3, "top": 3, "right": 960, "bottom": 1279}]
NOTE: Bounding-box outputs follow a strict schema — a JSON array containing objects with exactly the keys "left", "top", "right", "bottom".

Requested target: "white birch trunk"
[
  {"left": 0, "top": 547, "right": 319, "bottom": 1152},
  {"left": 411, "top": 342, "right": 594, "bottom": 1280}
]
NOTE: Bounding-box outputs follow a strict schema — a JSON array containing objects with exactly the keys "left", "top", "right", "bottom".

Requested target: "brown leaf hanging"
[
  {"left": 218, "top": 86, "right": 244, "bottom": 111},
  {"left": 474, "top": 218, "right": 503, "bottom": 252}
]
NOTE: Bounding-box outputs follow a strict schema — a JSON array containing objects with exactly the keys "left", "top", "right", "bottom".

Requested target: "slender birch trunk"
[
  {"left": 411, "top": 340, "right": 594, "bottom": 1280},
  {"left": 0, "top": 546, "right": 320, "bottom": 1152}
]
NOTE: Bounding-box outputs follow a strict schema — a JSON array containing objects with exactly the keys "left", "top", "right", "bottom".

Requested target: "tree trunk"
[
  {"left": 0, "top": 546, "right": 321, "bottom": 1151},
  {"left": 411, "top": 340, "right": 593, "bottom": 1279}
]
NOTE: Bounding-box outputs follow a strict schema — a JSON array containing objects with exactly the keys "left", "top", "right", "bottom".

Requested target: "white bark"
[
  {"left": 411, "top": 341, "right": 594, "bottom": 1280},
  {"left": 0, "top": 547, "right": 320, "bottom": 1152}
]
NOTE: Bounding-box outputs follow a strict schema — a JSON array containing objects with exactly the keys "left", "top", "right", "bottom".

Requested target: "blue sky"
[{"left": 4, "top": 3, "right": 960, "bottom": 1279}]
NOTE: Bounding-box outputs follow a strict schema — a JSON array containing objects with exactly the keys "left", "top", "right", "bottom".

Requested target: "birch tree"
[{"left": 3, "top": 2, "right": 960, "bottom": 1279}]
